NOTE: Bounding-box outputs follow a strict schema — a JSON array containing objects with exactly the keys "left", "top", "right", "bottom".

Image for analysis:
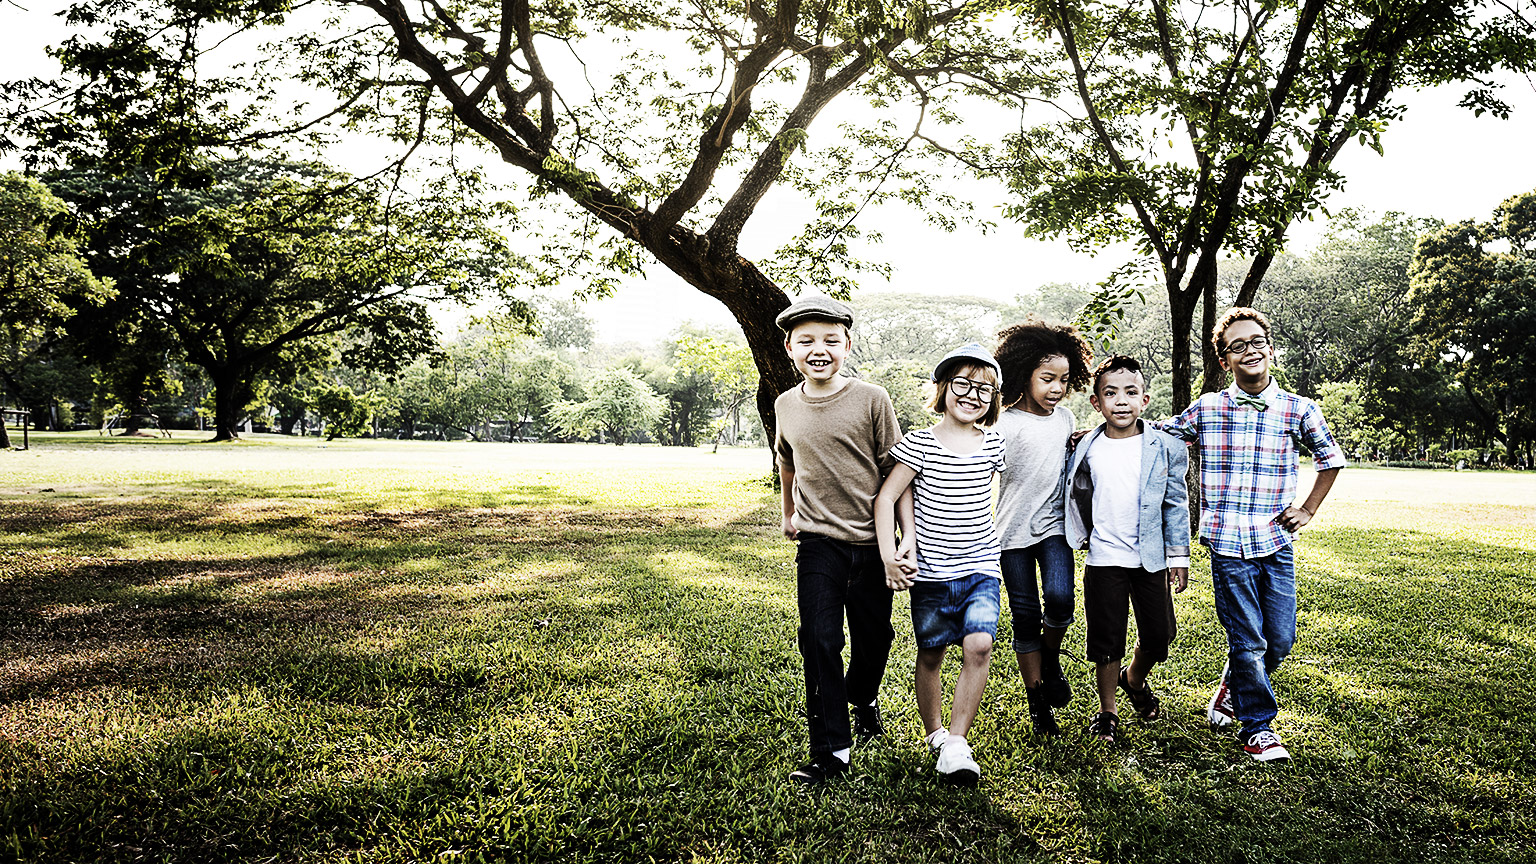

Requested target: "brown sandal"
[{"left": 1118, "top": 668, "right": 1161, "bottom": 720}]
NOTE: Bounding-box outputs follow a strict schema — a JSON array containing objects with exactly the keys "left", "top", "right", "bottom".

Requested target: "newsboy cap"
[
  {"left": 932, "top": 342, "right": 1003, "bottom": 386},
  {"left": 774, "top": 295, "right": 855, "bottom": 332}
]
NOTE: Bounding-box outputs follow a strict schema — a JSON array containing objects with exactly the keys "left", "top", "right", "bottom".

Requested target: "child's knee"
[
  {"left": 916, "top": 647, "right": 947, "bottom": 672},
  {"left": 962, "top": 633, "right": 994, "bottom": 663}
]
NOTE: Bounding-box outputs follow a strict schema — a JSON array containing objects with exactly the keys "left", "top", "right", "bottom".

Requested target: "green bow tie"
[{"left": 1233, "top": 392, "right": 1268, "bottom": 411}]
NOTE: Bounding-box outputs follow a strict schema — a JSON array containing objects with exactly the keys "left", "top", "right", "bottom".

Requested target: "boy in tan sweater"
[{"left": 775, "top": 295, "right": 902, "bottom": 784}]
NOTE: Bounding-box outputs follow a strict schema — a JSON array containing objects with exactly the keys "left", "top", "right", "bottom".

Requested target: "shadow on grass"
[{"left": 0, "top": 499, "right": 1532, "bottom": 862}]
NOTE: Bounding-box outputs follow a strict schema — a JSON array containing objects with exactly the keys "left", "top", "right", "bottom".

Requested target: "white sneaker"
[
  {"left": 1243, "top": 729, "right": 1291, "bottom": 763},
  {"left": 925, "top": 728, "right": 948, "bottom": 754},
  {"left": 936, "top": 735, "right": 980, "bottom": 784}
]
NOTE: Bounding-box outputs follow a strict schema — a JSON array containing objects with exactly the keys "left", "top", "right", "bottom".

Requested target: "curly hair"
[
  {"left": 1211, "top": 307, "right": 1273, "bottom": 355},
  {"left": 994, "top": 318, "right": 1093, "bottom": 407}
]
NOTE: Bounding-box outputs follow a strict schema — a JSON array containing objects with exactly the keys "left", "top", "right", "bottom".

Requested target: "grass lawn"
[{"left": 1, "top": 433, "right": 1533, "bottom": 863}]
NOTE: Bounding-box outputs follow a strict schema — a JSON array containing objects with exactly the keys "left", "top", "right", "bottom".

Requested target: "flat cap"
[
  {"left": 933, "top": 342, "right": 1003, "bottom": 386},
  {"left": 775, "top": 295, "right": 854, "bottom": 332}
]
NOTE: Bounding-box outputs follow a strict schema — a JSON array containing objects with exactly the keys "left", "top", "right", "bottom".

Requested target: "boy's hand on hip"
[
  {"left": 1276, "top": 505, "right": 1312, "bottom": 532},
  {"left": 1168, "top": 567, "right": 1189, "bottom": 594}
]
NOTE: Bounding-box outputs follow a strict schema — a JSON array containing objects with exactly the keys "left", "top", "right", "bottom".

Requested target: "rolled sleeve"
[{"left": 1300, "top": 402, "right": 1347, "bottom": 471}]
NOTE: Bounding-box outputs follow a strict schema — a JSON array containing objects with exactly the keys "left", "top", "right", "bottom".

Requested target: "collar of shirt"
[{"left": 1224, "top": 378, "right": 1279, "bottom": 410}]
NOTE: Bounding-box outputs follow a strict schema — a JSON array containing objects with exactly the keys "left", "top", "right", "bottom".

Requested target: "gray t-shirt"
[{"left": 995, "top": 405, "right": 1075, "bottom": 549}]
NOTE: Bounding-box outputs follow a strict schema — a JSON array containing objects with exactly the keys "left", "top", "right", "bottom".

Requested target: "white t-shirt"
[
  {"left": 995, "top": 405, "right": 1075, "bottom": 549},
  {"left": 890, "top": 427, "right": 1007, "bottom": 581},
  {"left": 1085, "top": 433, "right": 1144, "bottom": 568}
]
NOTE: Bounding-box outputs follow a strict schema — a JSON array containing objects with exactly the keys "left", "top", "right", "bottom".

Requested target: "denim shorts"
[{"left": 909, "top": 572, "right": 1001, "bottom": 650}]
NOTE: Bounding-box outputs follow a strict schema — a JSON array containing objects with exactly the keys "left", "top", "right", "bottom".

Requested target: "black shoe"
[
  {"left": 1043, "top": 651, "right": 1072, "bottom": 708},
  {"left": 852, "top": 703, "right": 885, "bottom": 741},
  {"left": 789, "top": 756, "right": 850, "bottom": 785},
  {"left": 1026, "top": 685, "right": 1060, "bottom": 737}
]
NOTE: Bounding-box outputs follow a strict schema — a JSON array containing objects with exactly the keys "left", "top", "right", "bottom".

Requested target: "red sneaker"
[
  {"left": 1207, "top": 677, "right": 1236, "bottom": 727},
  {"left": 1242, "top": 729, "right": 1291, "bottom": 762}
]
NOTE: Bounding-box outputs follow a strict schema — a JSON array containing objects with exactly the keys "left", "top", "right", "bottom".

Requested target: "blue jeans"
[
  {"left": 909, "top": 573, "right": 1001, "bottom": 650},
  {"left": 795, "top": 534, "right": 895, "bottom": 756},
  {"left": 1001, "top": 535, "right": 1075, "bottom": 654},
  {"left": 1210, "top": 544, "right": 1296, "bottom": 736}
]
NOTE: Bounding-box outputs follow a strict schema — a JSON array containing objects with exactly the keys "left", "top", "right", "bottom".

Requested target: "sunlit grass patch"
[{"left": 1, "top": 441, "right": 1534, "bottom": 862}]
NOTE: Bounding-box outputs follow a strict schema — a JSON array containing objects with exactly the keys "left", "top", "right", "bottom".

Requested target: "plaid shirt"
[{"left": 1159, "top": 380, "right": 1346, "bottom": 559}]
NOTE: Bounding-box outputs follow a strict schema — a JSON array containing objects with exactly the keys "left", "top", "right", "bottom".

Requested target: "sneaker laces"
[{"left": 1247, "top": 729, "right": 1282, "bottom": 748}]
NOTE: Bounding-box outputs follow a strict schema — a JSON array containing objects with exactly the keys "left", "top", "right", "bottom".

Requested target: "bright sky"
[{"left": 6, "top": 3, "right": 1535, "bottom": 344}]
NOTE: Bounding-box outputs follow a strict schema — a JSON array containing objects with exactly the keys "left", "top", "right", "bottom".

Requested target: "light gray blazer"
[{"left": 1064, "top": 421, "right": 1191, "bottom": 571}]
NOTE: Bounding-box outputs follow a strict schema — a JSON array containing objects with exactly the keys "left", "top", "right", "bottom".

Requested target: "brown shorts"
[{"left": 1083, "top": 564, "right": 1177, "bottom": 664}]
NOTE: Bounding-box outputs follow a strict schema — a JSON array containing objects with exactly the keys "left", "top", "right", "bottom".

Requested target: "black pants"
[
  {"left": 795, "top": 534, "right": 895, "bottom": 756},
  {"left": 1083, "top": 564, "right": 1176, "bottom": 664}
]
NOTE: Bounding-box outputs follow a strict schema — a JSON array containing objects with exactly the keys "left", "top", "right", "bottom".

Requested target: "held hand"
[
  {"left": 782, "top": 516, "right": 798, "bottom": 540},
  {"left": 884, "top": 559, "right": 915, "bottom": 591},
  {"left": 895, "top": 540, "right": 918, "bottom": 575},
  {"left": 1275, "top": 506, "right": 1312, "bottom": 532},
  {"left": 1168, "top": 567, "right": 1189, "bottom": 594}
]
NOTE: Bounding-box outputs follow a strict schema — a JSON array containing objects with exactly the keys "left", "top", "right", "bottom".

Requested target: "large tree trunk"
[
  {"left": 208, "top": 368, "right": 243, "bottom": 442},
  {"left": 706, "top": 270, "right": 799, "bottom": 450},
  {"left": 1198, "top": 272, "right": 1224, "bottom": 396},
  {"left": 1167, "top": 283, "right": 1200, "bottom": 413},
  {"left": 119, "top": 391, "right": 149, "bottom": 436}
]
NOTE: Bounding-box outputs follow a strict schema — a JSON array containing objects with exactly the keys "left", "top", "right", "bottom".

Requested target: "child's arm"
[
  {"left": 875, "top": 464, "right": 919, "bottom": 591},
  {"left": 1155, "top": 398, "right": 1202, "bottom": 443},
  {"left": 1277, "top": 467, "right": 1339, "bottom": 532},
  {"left": 1163, "top": 439, "right": 1191, "bottom": 593},
  {"left": 895, "top": 485, "right": 917, "bottom": 570},
  {"left": 1279, "top": 401, "right": 1347, "bottom": 532},
  {"left": 780, "top": 466, "right": 798, "bottom": 540}
]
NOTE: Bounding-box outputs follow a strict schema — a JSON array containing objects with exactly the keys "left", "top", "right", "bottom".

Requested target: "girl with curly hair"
[{"left": 992, "top": 319, "right": 1093, "bottom": 736}]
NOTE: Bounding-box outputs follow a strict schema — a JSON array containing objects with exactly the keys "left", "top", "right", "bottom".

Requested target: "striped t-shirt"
[{"left": 890, "top": 427, "right": 1007, "bottom": 582}]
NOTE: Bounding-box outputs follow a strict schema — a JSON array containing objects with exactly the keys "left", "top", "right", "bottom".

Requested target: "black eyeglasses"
[
  {"left": 949, "top": 377, "right": 996, "bottom": 400},
  {"left": 1224, "top": 335, "right": 1270, "bottom": 355}
]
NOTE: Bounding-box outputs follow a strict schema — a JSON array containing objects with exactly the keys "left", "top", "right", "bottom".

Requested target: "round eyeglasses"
[
  {"left": 949, "top": 377, "right": 997, "bottom": 400},
  {"left": 1224, "top": 335, "right": 1270, "bottom": 356}
]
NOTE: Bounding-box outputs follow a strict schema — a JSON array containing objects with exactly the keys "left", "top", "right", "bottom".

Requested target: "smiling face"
[
  {"left": 1019, "top": 354, "right": 1071, "bottom": 416},
  {"left": 785, "top": 319, "right": 851, "bottom": 390},
  {"left": 1090, "top": 367, "right": 1150, "bottom": 434},
  {"left": 938, "top": 363, "right": 999, "bottom": 426},
  {"left": 1217, "top": 318, "right": 1273, "bottom": 391}
]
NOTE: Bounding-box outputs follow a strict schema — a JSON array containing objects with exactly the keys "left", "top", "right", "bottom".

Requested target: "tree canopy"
[
  {"left": 1409, "top": 190, "right": 1536, "bottom": 461},
  {"left": 49, "top": 159, "right": 530, "bottom": 440},
  {"left": 1000, "top": 0, "right": 1536, "bottom": 407},
  {"left": 0, "top": 172, "right": 112, "bottom": 447},
  {"left": 550, "top": 366, "right": 666, "bottom": 445},
  {"left": 5, "top": 0, "right": 1028, "bottom": 440}
]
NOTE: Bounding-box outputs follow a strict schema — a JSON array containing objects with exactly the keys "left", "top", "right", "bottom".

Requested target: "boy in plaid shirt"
[{"left": 1161, "top": 308, "right": 1345, "bottom": 762}]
